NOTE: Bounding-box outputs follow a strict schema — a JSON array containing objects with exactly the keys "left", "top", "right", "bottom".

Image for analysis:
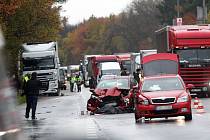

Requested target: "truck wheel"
[
  {"left": 185, "top": 113, "right": 192, "bottom": 121},
  {"left": 55, "top": 88, "right": 60, "bottom": 96}
]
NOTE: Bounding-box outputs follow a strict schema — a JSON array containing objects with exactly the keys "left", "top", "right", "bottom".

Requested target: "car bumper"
[{"left": 135, "top": 102, "right": 191, "bottom": 118}]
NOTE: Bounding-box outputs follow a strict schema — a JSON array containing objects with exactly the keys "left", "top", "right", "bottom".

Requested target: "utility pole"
[
  {"left": 203, "top": 0, "right": 206, "bottom": 24},
  {"left": 177, "top": 0, "right": 180, "bottom": 18}
]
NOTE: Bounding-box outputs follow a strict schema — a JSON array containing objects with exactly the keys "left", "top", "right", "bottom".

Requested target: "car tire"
[
  {"left": 185, "top": 113, "right": 192, "bottom": 121},
  {"left": 90, "top": 112, "right": 95, "bottom": 115}
]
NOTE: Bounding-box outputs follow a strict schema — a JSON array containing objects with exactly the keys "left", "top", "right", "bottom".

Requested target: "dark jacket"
[
  {"left": 133, "top": 72, "right": 140, "bottom": 83},
  {"left": 89, "top": 77, "right": 96, "bottom": 89},
  {"left": 24, "top": 79, "right": 41, "bottom": 96},
  {"left": 121, "top": 70, "right": 127, "bottom": 76}
]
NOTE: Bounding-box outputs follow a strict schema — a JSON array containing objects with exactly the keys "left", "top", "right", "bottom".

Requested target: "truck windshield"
[
  {"left": 176, "top": 48, "right": 210, "bottom": 64},
  {"left": 121, "top": 60, "right": 131, "bottom": 73},
  {"left": 23, "top": 57, "right": 55, "bottom": 71}
]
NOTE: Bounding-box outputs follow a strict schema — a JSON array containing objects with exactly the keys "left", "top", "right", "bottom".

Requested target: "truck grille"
[
  {"left": 151, "top": 97, "right": 176, "bottom": 104},
  {"left": 37, "top": 73, "right": 53, "bottom": 81},
  {"left": 36, "top": 73, "right": 53, "bottom": 91},
  {"left": 180, "top": 67, "right": 210, "bottom": 88}
]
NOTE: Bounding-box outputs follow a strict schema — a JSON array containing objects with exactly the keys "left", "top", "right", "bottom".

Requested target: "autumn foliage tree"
[
  {"left": 157, "top": 0, "right": 210, "bottom": 25},
  {"left": 61, "top": 16, "right": 110, "bottom": 64},
  {"left": 0, "top": 0, "right": 65, "bottom": 75},
  {"left": 61, "top": 0, "right": 161, "bottom": 64}
]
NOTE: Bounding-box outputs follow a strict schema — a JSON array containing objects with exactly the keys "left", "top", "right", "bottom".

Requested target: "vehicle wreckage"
[{"left": 87, "top": 76, "right": 137, "bottom": 114}]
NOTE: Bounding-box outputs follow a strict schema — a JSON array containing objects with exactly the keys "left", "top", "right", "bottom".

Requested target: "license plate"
[
  {"left": 191, "top": 89, "right": 201, "bottom": 92},
  {"left": 156, "top": 105, "right": 172, "bottom": 111}
]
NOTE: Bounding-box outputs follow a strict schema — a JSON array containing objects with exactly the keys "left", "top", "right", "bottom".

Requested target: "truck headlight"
[
  {"left": 208, "top": 82, "right": 210, "bottom": 86},
  {"left": 53, "top": 72, "right": 57, "bottom": 80},
  {"left": 177, "top": 95, "right": 188, "bottom": 103}
]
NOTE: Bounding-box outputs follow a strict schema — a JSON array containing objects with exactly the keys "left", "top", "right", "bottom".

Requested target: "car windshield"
[
  {"left": 176, "top": 48, "right": 210, "bottom": 64},
  {"left": 97, "top": 78, "right": 129, "bottom": 89},
  {"left": 23, "top": 57, "right": 55, "bottom": 71},
  {"left": 142, "top": 77, "right": 184, "bottom": 92}
]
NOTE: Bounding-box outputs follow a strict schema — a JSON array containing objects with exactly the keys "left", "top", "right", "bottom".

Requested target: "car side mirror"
[{"left": 186, "top": 84, "right": 194, "bottom": 89}]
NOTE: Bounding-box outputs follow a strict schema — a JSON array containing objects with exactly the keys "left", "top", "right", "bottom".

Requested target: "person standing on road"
[
  {"left": 133, "top": 68, "right": 141, "bottom": 83},
  {"left": 23, "top": 72, "right": 41, "bottom": 119},
  {"left": 69, "top": 74, "right": 76, "bottom": 92},
  {"left": 75, "top": 74, "right": 82, "bottom": 92},
  {"left": 22, "top": 73, "right": 30, "bottom": 92},
  {"left": 89, "top": 76, "right": 97, "bottom": 90}
]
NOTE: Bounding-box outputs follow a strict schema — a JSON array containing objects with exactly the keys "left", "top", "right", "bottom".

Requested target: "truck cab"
[
  {"left": 89, "top": 55, "right": 118, "bottom": 86},
  {"left": 156, "top": 25, "right": 210, "bottom": 96},
  {"left": 21, "top": 42, "right": 60, "bottom": 96}
]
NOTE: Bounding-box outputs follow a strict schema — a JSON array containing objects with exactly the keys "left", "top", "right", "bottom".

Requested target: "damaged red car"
[
  {"left": 134, "top": 53, "right": 193, "bottom": 122},
  {"left": 87, "top": 76, "right": 137, "bottom": 114}
]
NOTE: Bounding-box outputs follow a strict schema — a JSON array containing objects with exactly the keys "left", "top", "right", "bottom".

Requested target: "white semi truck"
[{"left": 21, "top": 41, "right": 61, "bottom": 95}]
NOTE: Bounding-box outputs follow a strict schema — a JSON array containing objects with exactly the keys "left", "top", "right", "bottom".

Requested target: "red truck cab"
[
  {"left": 89, "top": 55, "right": 118, "bottom": 84},
  {"left": 156, "top": 25, "right": 210, "bottom": 96},
  {"left": 116, "top": 54, "right": 131, "bottom": 74}
]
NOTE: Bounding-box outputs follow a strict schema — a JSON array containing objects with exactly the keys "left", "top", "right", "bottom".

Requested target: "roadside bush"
[{"left": 17, "top": 92, "right": 26, "bottom": 104}]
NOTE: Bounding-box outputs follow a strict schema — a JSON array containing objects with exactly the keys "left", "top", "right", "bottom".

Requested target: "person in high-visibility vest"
[
  {"left": 23, "top": 72, "right": 41, "bottom": 119},
  {"left": 69, "top": 74, "right": 76, "bottom": 92},
  {"left": 22, "top": 73, "right": 30, "bottom": 95},
  {"left": 75, "top": 74, "right": 82, "bottom": 92}
]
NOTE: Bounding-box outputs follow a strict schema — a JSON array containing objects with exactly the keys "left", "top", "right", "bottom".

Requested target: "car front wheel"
[{"left": 185, "top": 113, "right": 192, "bottom": 121}]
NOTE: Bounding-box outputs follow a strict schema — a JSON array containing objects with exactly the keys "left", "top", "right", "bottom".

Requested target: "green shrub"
[{"left": 17, "top": 94, "right": 26, "bottom": 104}]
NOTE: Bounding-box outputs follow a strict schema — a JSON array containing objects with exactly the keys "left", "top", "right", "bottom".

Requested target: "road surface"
[{"left": 18, "top": 86, "right": 210, "bottom": 140}]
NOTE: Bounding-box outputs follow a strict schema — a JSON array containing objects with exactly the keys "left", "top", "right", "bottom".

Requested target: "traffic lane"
[
  {"left": 18, "top": 86, "right": 210, "bottom": 140},
  {"left": 91, "top": 98, "right": 210, "bottom": 140},
  {"left": 18, "top": 87, "right": 103, "bottom": 140},
  {"left": 195, "top": 98, "right": 210, "bottom": 113},
  {"left": 92, "top": 113, "right": 210, "bottom": 140}
]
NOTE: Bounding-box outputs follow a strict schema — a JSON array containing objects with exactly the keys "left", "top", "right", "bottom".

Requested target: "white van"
[{"left": 98, "top": 62, "right": 121, "bottom": 81}]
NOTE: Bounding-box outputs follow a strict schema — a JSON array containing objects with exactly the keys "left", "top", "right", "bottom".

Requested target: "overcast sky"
[{"left": 60, "top": 0, "right": 133, "bottom": 25}]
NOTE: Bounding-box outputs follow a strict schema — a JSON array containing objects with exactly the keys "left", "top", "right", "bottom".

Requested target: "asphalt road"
[{"left": 18, "top": 85, "right": 210, "bottom": 140}]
